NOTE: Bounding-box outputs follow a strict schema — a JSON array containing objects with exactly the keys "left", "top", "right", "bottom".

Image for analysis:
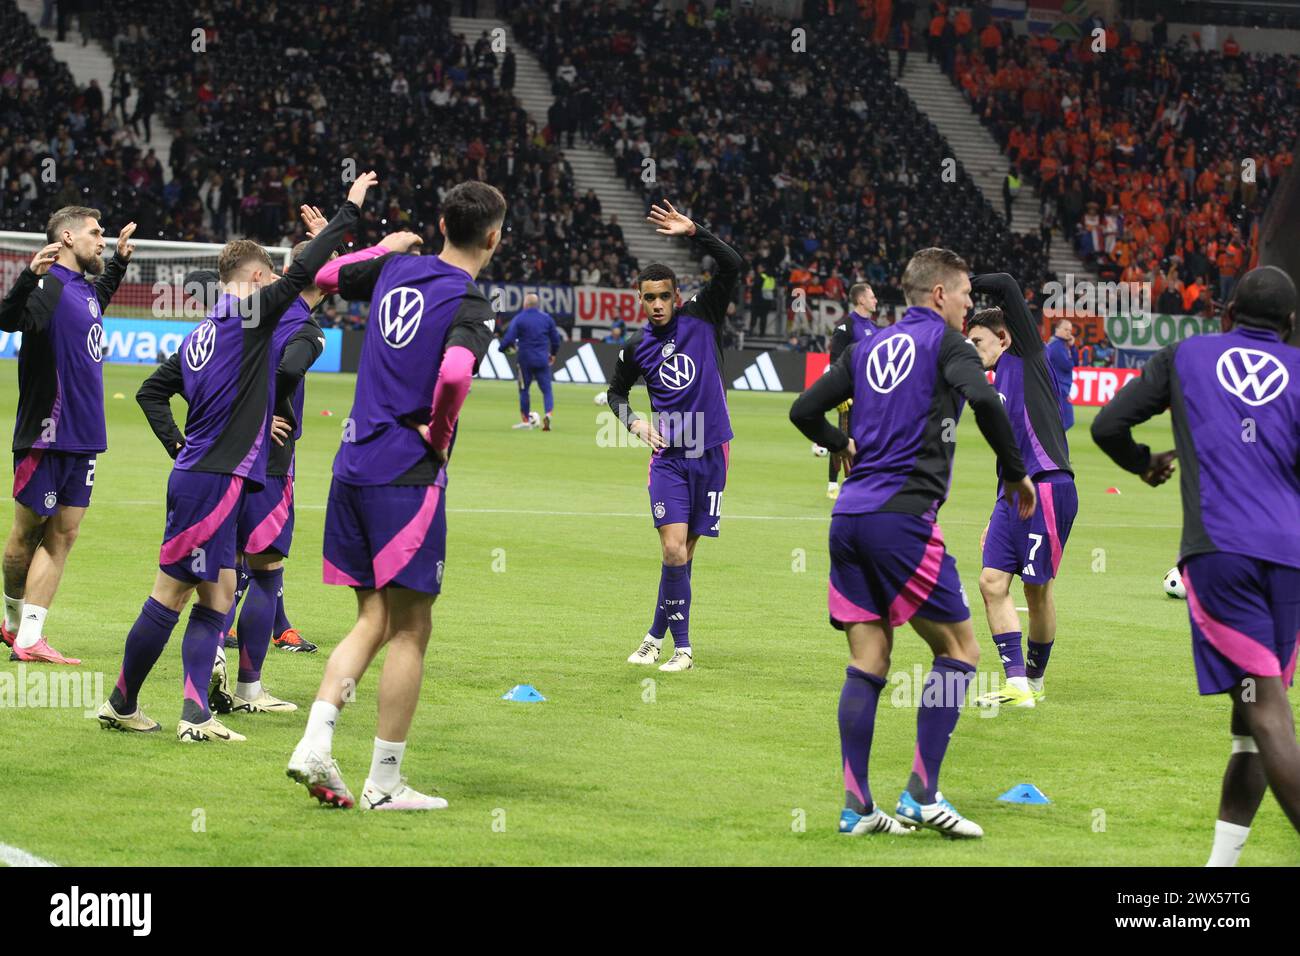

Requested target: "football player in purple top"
[
  {"left": 791, "top": 248, "right": 1035, "bottom": 839},
  {"left": 286, "top": 181, "right": 500, "bottom": 811},
  {"left": 1094, "top": 265, "right": 1300, "bottom": 864},
  {"left": 0, "top": 208, "right": 136, "bottom": 664},
  {"left": 608, "top": 201, "right": 743, "bottom": 674},
  {"left": 963, "top": 273, "right": 1077, "bottom": 710},
  {"left": 97, "top": 174, "right": 376, "bottom": 742}
]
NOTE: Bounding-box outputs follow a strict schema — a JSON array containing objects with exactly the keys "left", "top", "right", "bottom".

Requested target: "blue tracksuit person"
[{"left": 501, "top": 294, "right": 563, "bottom": 430}]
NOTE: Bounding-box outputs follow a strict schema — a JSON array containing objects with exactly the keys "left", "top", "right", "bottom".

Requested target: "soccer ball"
[
  {"left": 1163, "top": 566, "right": 1186, "bottom": 600},
  {"left": 528, "top": 411, "right": 541, "bottom": 427},
  {"left": 594, "top": 391, "right": 608, "bottom": 406},
  {"left": 812, "top": 444, "right": 828, "bottom": 457}
]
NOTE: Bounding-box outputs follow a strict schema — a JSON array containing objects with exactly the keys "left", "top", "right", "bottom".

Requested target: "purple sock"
[
  {"left": 222, "top": 563, "right": 250, "bottom": 635},
  {"left": 907, "top": 657, "right": 975, "bottom": 803},
  {"left": 1026, "top": 639, "right": 1054, "bottom": 678},
  {"left": 180, "top": 603, "right": 227, "bottom": 723},
  {"left": 111, "top": 598, "right": 180, "bottom": 713},
  {"left": 839, "top": 666, "right": 885, "bottom": 814},
  {"left": 273, "top": 583, "right": 292, "bottom": 636},
  {"left": 648, "top": 575, "right": 669, "bottom": 639},
  {"left": 236, "top": 568, "right": 281, "bottom": 683},
  {"left": 661, "top": 563, "right": 691, "bottom": 649},
  {"left": 993, "top": 631, "right": 1025, "bottom": 680}
]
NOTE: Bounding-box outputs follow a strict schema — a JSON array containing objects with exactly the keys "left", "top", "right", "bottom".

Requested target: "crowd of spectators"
[
  {"left": 935, "top": 0, "right": 1296, "bottom": 316},
  {"left": 0, "top": 0, "right": 640, "bottom": 328},
  {"left": 509, "top": 0, "right": 1053, "bottom": 338}
]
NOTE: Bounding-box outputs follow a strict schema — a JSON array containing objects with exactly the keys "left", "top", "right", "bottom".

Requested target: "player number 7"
[{"left": 1027, "top": 533, "right": 1042, "bottom": 561}]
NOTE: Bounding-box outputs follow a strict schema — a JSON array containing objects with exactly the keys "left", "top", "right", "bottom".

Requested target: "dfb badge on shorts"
[
  {"left": 653, "top": 501, "right": 666, "bottom": 519},
  {"left": 44, "top": 491, "right": 58, "bottom": 511},
  {"left": 435, "top": 561, "right": 445, "bottom": 585}
]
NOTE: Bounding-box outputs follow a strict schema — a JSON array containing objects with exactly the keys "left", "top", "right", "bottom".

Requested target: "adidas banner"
[{"left": 441, "top": 340, "right": 811, "bottom": 392}]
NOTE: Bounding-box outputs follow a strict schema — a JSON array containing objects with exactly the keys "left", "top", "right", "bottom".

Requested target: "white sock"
[
  {"left": 1027, "top": 676, "right": 1044, "bottom": 692},
  {"left": 235, "top": 680, "right": 261, "bottom": 701},
  {"left": 1006, "top": 675, "right": 1030, "bottom": 692},
  {"left": 303, "top": 700, "right": 340, "bottom": 755},
  {"left": 369, "top": 737, "right": 406, "bottom": 792},
  {"left": 4, "top": 594, "right": 22, "bottom": 631},
  {"left": 676, "top": 644, "right": 692, "bottom": 655},
  {"left": 15, "top": 604, "right": 47, "bottom": 650},
  {"left": 1206, "top": 820, "right": 1250, "bottom": 867},
  {"left": 647, "top": 632, "right": 663, "bottom": 648}
]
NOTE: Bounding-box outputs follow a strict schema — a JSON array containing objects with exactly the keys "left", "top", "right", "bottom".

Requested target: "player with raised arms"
[
  {"left": 1093, "top": 265, "right": 1300, "bottom": 865},
  {"left": 0, "top": 208, "right": 136, "bottom": 664},
  {"left": 96, "top": 175, "right": 373, "bottom": 741},
  {"left": 285, "top": 181, "right": 500, "bottom": 811},
  {"left": 824, "top": 282, "right": 877, "bottom": 500},
  {"left": 963, "top": 273, "right": 1077, "bottom": 709},
  {"left": 790, "top": 248, "right": 1035, "bottom": 838},
  {"left": 608, "top": 201, "right": 743, "bottom": 673}
]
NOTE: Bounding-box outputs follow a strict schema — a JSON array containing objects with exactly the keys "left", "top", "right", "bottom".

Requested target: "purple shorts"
[
  {"left": 1182, "top": 553, "right": 1300, "bottom": 696},
  {"left": 647, "top": 443, "right": 729, "bottom": 538},
  {"left": 828, "top": 512, "right": 971, "bottom": 629},
  {"left": 159, "top": 470, "right": 245, "bottom": 584},
  {"left": 237, "top": 475, "right": 295, "bottom": 557},
  {"left": 322, "top": 479, "right": 447, "bottom": 595},
  {"left": 983, "top": 474, "right": 1077, "bottom": 585},
  {"left": 13, "top": 450, "right": 96, "bottom": 516}
]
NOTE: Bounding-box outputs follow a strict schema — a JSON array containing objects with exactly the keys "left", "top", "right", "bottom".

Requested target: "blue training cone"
[
  {"left": 997, "top": 783, "right": 1050, "bottom": 804},
  {"left": 502, "top": 684, "right": 546, "bottom": 703}
]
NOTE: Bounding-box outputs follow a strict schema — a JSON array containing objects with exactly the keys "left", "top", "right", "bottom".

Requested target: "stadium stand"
[
  {"left": 937, "top": 1, "right": 1297, "bottom": 312},
  {"left": 507, "top": 0, "right": 1054, "bottom": 333}
]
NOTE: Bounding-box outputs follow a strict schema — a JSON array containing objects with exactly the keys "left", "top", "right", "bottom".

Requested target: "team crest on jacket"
[
  {"left": 661, "top": 341, "right": 675, "bottom": 358},
  {"left": 87, "top": 297, "right": 99, "bottom": 318},
  {"left": 185, "top": 319, "right": 218, "bottom": 371}
]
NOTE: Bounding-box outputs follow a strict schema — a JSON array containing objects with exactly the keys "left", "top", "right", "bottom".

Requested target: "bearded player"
[
  {"left": 0, "top": 208, "right": 136, "bottom": 664},
  {"left": 1093, "top": 266, "right": 1300, "bottom": 865},
  {"left": 963, "top": 273, "right": 1077, "bottom": 709},
  {"left": 608, "top": 202, "right": 743, "bottom": 673}
]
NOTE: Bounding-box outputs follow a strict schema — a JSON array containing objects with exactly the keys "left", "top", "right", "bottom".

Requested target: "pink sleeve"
[
  {"left": 314, "top": 244, "right": 387, "bottom": 294},
  {"left": 426, "top": 346, "right": 478, "bottom": 449}
]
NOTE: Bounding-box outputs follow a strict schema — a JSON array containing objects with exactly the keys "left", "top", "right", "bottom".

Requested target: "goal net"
[{"left": 0, "top": 232, "right": 292, "bottom": 320}]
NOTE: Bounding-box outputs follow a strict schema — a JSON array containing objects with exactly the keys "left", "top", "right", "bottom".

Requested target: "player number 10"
[{"left": 707, "top": 491, "right": 723, "bottom": 517}]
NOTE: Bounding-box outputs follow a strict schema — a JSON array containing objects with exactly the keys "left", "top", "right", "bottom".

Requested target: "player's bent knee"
[
  {"left": 978, "top": 568, "right": 1010, "bottom": 600},
  {"left": 1023, "top": 582, "right": 1052, "bottom": 607}
]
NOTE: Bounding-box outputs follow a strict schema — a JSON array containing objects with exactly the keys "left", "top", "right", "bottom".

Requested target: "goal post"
[{"left": 0, "top": 231, "right": 293, "bottom": 320}]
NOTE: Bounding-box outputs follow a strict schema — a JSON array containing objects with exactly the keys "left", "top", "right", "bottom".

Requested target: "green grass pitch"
[{"left": 0, "top": 360, "right": 1296, "bottom": 866}]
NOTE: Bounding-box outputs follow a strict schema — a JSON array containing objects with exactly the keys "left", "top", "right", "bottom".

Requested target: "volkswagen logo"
[
  {"left": 377, "top": 286, "right": 425, "bottom": 349},
  {"left": 1215, "top": 347, "right": 1289, "bottom": 407},
  {"left": 865, "top": 334, "right": 916, "bottom": 394},
  {"left": 185, "top": 319, "right": 218, "bottom": 372},
  {"left": 86, "top": 322, "right": 104, "bottom": 363},
  {"left": 658, "top": 352, "right": 696, "bottom": 391}
]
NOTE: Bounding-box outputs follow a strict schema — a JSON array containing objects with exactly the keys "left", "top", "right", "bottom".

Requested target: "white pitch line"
[{"left": 0, "top": 842, "right": 57, "bottom": 867}]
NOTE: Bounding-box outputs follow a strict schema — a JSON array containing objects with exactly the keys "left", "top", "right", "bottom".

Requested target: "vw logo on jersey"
[
  {"left": 185, "top": 319, "right": 218, "bottom": 372},
  {"left": 86, "top": 322, "right": 105, "bottom": 363},
  {"left": 865, "top": 333, "right": 916, "bottom": 394},
  {"left": 661, "top": 341, "right": 676, "bottom": 358},
  {"left": 377, "top": 286, "right": 425, "bottom": 350},
  {"left": 658, "top": 352, "right": 696, "bottom": 391},
  {"left": 1216, "top": 347, "right": 1289, "bottom": 406},
  {"left": 87, "top": 296, "right": 99, "bottom": 319}
]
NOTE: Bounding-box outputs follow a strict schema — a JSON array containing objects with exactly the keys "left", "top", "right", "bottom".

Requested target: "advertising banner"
[{"left": 0, "top": 318, "right": 342, "bottom": 372}]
